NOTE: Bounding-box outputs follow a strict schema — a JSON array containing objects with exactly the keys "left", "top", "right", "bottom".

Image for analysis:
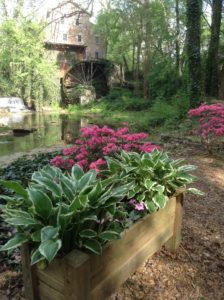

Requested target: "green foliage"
[
  {"left": 0, "top": 165, "right": 131, "bottom": 264},
  {"left": 102, "top": 88, "right": 148, "bottom": 111},
  {"left": 147, "top": 95, "right": 190, "bottom": 128},
  {"left": 0, "top": 151, "right": 61, "bottom": 190},
  {"left": 0, "top": 19, "right": 59, "bottom": 108},
  {"left": 105, "top": 150, "right": 202, "bottom": 213},
  {"left": 149, "top": 59, "right": 181, "bottom": 99}
]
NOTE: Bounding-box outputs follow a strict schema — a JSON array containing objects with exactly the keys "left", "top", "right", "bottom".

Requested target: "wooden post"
[
  {"left": 165, "top": 194, "right": 184, "bottom": 252},
  {"left": 64, "top": 250, "right": 91, "bottom": 300},
  {"left": 21, "top": 244, "right": 38, "bottom": 300}
]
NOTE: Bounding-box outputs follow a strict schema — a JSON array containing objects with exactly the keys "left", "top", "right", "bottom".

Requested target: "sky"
[{"left": 41, "top": 0, "right": 102, "bottom": 21}]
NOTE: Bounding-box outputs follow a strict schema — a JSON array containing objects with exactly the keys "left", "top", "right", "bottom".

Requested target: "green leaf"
[
  {"left": 83, "top": 239, "right": 102, "bottom": 255},
  {"left": 153, "top": 193, "right": 166, "bottom": 208},
  {"left": 31, "top": 177, "right": 62, "bottom": 197},
  {"left": 0, "top": 180, "right": 28, "bottom": 199},
  {"left": 188, "top": 188, "right": 205, "bottom": 196},
  {"left": 5, "top": 216, "right": 40, "bottom": 226},
  {"left": 137, "top": 193, "right": 145, "bottom": 201},
  {"left": 41, "top": 226, "right": 59, "bottom": 242},
  {"left": 178, "top": 165, "right": 197, "bottom": 172},
  {"left": 98, "top": 231, "right": 120, "bottom": 241},
  {"left": 79, "top": 229, "right": 97, "bottom": 238},
  {"left": 31, "top": 249, "right": 45, "bottom": 265},
  {"left": 177, "top": 173, "right": 196, "bottom": 183},
  {"left": 154, "top": 185, "right": 165, "bottom": 194},
  {"left": 0, "top": 234, "right": 29, "bottom": 251},
  {"left": 39, "top": 239, "right": 62, "bottom": 263},
  {"left": 106, "top": 157, "right": 121, "bottom": 173},
  {"left": 144, "top": 179, "right": 156, "bottom": 190},
  {"left": 88, "top": 181, "right": 103, "bottom": 201},
  {"left": 71, "top": 165, "right": 84, "bottom": 180},
  {"left": 60, "top": 176, "right": 75, "bottom": 200},
  {"left": 127, "top": 189, "right": 136, "bottom": 199},
  {"left": 70, "top": 195, "right": 88, "bottom": 212},
  {"left": 145, "top": 200, "right": 157, "bottom": 213},
  {"left": 28, "top": 189, "right": 53, "bottom": 219},
  {"left": 31, "top": 230, "right": 41, "bottom": 242},
  {"left": 80, "top": 215, "right": 98, "bottom": 223},
  {"left": 78, "top": 170, "right": 96, "bottom": 191}
]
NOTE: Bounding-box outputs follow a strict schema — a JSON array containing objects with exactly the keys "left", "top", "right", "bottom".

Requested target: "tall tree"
[
  {"left": 205, "top": 0, "right": 223, "bottom": 97},
  {"left": 186, "top": 0, "right": 202, "bottom": 107},
  {"left": 175, "top": 0, "right": 181, "bottom": 75}
]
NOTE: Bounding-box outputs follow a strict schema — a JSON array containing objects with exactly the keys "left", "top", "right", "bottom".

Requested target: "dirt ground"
[{"left": 0, "top": 142, "right": 223, "bottom": 300}]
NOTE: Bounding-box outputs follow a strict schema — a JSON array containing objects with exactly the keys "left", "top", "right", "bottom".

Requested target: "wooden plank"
[
  {"left": 91, "top": 221, "right": 174, "bottom": 300},
  {"left": 36, "top": 259, "right": 64, "bottom": 293},
  {"left": 90, "top": 197, "right": 176, "bottom": 289},
  {"left": 38, "top": 281, "right": 64, "bottom": 300},
  {"left": 64, "top": 250, "right": 91, "bottom": 300},
  {"left": 21, "top": 244, "right": 38, "bottom": 300},
  {"left": 165, "top": 194, "right": 184, "bottom": 252}
]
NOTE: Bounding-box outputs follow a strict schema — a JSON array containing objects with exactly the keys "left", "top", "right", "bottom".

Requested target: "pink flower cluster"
[
  {"left": 50, "top": 124, "right": 160, "bottom": 172},
  {"left": 129, "top": 199, "right": 145, "bottom": 211},
  {"left": 188, "top": 104, "right": 224, "bottom": 142}
]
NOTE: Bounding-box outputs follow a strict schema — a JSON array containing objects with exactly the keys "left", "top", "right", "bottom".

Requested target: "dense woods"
[
  {"left": 0, "top": 0, "right": 223, "bottom": 109},
  {"left": 96, "top": 0, "right": 224, "bottom": 107}
]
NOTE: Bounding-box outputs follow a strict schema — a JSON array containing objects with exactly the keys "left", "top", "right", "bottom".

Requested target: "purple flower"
[
  {"left": 134, "top": 202, "right": 145, "bottom": 211},
  {"left": 129, "top": 199, "right": 137, "bottom": 205},
  {"left": 129, "top": 199, "right": 145, "bottom": 211}
]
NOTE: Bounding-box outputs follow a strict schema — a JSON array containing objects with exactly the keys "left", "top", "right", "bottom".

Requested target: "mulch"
[{"left": 0, "top": 142, "right": 224, "bottom": 300}]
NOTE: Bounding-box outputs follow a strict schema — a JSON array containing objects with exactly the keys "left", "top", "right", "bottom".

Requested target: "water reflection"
[{"left": 0, "top": 113, "right": 90, "bottom": 157}]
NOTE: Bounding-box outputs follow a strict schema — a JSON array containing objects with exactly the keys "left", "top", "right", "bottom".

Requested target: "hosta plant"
[
  {"left": 0, "top": 165, "right": 131, "bottom": 266},
  {"left": 104, "top": 150, "right": 203, "bottom": 214}
]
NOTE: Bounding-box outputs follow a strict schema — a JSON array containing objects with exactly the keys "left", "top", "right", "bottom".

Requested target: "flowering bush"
[
  {"left": 188, "top": 103, "right": 224, "bottom": 151},
  {"left": 50, "top": 125, "right": 160, "bottom": 172}
]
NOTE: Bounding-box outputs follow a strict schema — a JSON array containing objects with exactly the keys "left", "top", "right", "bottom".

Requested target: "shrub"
[
  {"left": 188, "top": 103, "right": 224, "bottom": 151},
  {"left": 147, "top": 95, "right": 190, "bottom": 128},
  {"left": 100, "top": 88, "right": 148, "bottom": 111},
  {"left": 50, "top": 125, "right": 160, "bottom": 172}
]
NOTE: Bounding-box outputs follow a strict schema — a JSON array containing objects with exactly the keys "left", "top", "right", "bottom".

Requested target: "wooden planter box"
[{"left": 21, "top": 192, "right": 184, "bottom": 300}]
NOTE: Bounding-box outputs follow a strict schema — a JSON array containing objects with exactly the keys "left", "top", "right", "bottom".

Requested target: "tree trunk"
[
  {"left": 186, "top": 0, "right": 202, "bottom": 108},
  {"left": 123, "top": 55, "right": 129, "bottom": 72},
  {"left": 132, "top": 43, "right": 135, "bottom": 78},
  {"left": 205, "top": 0, "right": 223, "bottom": 98},
  {"left": 134, "top": 38, "right": 141, "bottom": 96},
  {"left": 143, "top": 0, "right": 150, "bottom": 100},
  {"left": 175, "top": 0, "right": 181, "bottom": 76}
]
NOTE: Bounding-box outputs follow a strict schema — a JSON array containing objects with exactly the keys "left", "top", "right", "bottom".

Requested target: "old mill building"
[{"left": 44, "top": 1, "right": 106, "bottom": 77}]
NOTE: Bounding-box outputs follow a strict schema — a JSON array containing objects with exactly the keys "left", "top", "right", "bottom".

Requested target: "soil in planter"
[{"left": 0, "top": 142, "right": 224, "bottom": 300}]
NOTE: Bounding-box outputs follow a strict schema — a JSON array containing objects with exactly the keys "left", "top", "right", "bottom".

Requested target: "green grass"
[{"left": 66, "top": 88, "right": 191, "bottom": 134}]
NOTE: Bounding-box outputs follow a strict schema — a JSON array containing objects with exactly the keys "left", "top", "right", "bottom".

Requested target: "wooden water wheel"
[{"left": 62, "top": 60, "right": 110, "bottom": 105}]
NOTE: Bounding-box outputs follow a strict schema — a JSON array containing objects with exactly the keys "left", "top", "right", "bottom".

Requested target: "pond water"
[{"left": 0, "top": 113, "right": 93, "bottom": 158}]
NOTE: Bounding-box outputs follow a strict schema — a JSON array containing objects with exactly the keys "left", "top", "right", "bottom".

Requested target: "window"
[
  {"left": 95, "top": 52, "right": 99, "bottom": 59},
  {"left": 76, "top": 19, "right": 80, "bottom": 26},
  {"left": 77, "top": 35, "right": 82, "bottom": 42},
  {"left": 63, "top": 34, "right": 67, "bottom": 41},
  {"left": 95, "top": 36, "right": 100, "bottom": 44}
]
